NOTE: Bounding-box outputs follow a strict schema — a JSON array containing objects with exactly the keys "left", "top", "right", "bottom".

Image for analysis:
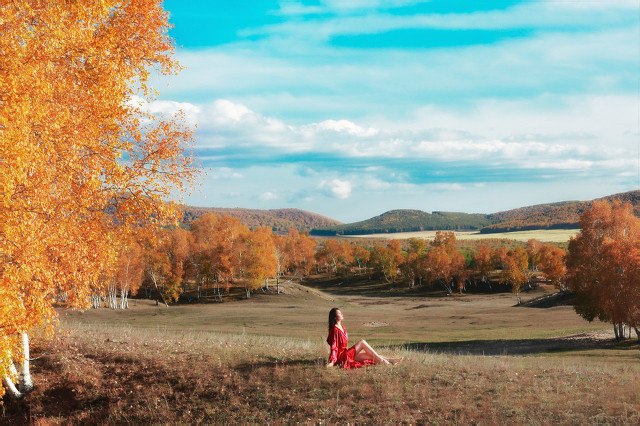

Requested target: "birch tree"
[{"left": 1, "top": 0, "right": 196, "bottom": 398}]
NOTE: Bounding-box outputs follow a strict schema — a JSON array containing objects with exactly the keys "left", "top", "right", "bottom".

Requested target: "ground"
[{"left": 3, "top": 278, "right": 639, "bottom": 423}]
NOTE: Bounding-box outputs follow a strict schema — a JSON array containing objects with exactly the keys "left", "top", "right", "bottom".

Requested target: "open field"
[
  {"left": 4, "top": 281, "right": 639, "bottom": 423},
  {"left": 344, "top": 229, "right": 580, "bottom": 242}
]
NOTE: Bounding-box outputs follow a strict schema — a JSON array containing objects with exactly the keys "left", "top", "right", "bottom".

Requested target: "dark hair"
[{"left": 328, "top": 307, "right": 340, "bottom": 332}]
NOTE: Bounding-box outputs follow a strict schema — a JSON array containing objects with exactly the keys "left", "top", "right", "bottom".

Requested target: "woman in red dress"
[{"left": 326, "top": 307, "right": 401, "bottom": 369}]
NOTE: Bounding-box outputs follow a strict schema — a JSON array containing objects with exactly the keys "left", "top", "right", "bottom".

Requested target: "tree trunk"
[
  {"left": 246, "top": 288, "right": 251, "bottom": 299},
  {"left": 2, "top": 363, "right": 23, "bottom": 399},
  {"left": 634, "top": 327, "right": 640, "bottom": 342},
  {"left": 18, "top": 333, "right": 33, "bottom": 393},
  {"left": 2, "top": 333, "right": 34, "bottom": 399},
  {"left": 613, "top": 323, "right": 625, "bottom": 340}
]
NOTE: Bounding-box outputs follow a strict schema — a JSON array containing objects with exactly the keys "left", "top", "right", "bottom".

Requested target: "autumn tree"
[
  {"left": 537, "top": 244, "right": 567, "bottom": 291},
  {"left": 1, "top": 1, "right": 196, "bottom": 398},
  {"left": 273, "top": 235, "right": 288, "bottom": 293},
  {"left": 500, "top": 247, "right": 529, "bottom": 304},
  {"left": 352, "top": 243, "right": 371, "bottom": 273},
  {"left": 239, "top": 227, "right": 277, "bottom": 299},
  {"left": 425, "top": 232, "right": 466, "bottom": 294},
  {"left": 566, "top": 201, "right": 640, "bottom": 340},
  {"left": 281, "top": 229, "right": 315, "bottom": 278},
  {"left": 401, "top": 238, "right": 427, "bottom": 288},
  {"left": 190, "top": 214, "right": 248, "bottom": 301},
  {"left": 370, "top": 240, "right": 404, "bottom": 282},
  {"left": 111, "top": 232, "right": 145, "bottom": 309},
  {"left": 526, "top": 239, "right": 542, "bottom": 272},
  {"left": 473, "top": 244, "right": 493, "bottom": 286}
]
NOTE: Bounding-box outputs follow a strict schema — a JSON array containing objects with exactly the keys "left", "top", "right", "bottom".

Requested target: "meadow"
[
  {"left": 346, "top": 228, "right": 580, "bottom": 243},
  {"left": 4, "top": 279, "right": 639, "bottom": 423}
]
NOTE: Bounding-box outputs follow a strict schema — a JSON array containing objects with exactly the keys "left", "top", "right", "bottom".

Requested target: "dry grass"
[
  {"left": 3, "top": 283, "right": 640, "bottom": 423},
  {"left": 4, "top": 323, "right": 640, "bottom": 424}
]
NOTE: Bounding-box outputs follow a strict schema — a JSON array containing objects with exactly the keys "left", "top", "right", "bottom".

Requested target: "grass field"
[
  {"left": 345, "top": 229, "right": 580, "bottom": 242},
  {"left": 4, "top": 279, "right": 639, "bottom": 423}
]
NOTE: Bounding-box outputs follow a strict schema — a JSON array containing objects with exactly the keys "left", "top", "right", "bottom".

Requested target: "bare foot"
[{"left": 388, "top": 357, "right": 404, "bottom": 365}]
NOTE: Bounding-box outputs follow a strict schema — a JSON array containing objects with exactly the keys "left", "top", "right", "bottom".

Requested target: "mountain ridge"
[{"left": 181, "top": 190, "right": 639, "bottom": 235}]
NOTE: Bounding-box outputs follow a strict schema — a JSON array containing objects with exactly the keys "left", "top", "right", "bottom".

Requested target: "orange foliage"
[
  {"left": 500, "top": 247, "right": 529, "bottom": 303},
  {"left": 1, "top": 1, "right": 196, "bottom": 398},
  {"left": 567, "top": 201, "right": 640, "bottom": 337},
  {"left": 426, "top": 232, "right": 466, "bottom": 293},
  {"left": 240, "top": 227, "right": 277, "bottom": 298},
  {"left": 474, "top": 244, "right": 493, "bottom": 283},
  {"left": 537, "top": 245, "right": 567, "bottom": 291}
]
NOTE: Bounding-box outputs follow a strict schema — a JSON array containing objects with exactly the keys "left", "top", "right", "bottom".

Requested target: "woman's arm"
[{"left": 327, "top": 328, "right": 339, "bottom": 367}]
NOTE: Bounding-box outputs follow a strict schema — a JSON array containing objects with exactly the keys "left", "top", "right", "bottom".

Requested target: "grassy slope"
[{"left": 4, "top": 281, "right": 640, "bottom": 423}]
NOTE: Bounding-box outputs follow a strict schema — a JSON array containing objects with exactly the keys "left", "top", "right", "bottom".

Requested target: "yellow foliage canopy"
[{"left": 1, "top": 0, "right": 197, "bottom": 397}]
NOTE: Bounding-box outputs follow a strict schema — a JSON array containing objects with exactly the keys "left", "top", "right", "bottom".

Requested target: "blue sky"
[{"left": 150, "top": 0, "right": 640, "bottom": 223}]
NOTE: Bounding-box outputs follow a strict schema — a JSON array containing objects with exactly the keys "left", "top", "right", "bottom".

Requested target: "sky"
[{"left": 151, "top": 0, "right": 640, "bottom": 223}]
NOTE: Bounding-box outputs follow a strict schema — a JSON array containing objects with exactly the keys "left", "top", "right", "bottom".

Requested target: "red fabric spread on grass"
[{"left": 327, "top": 326, "right": 375, "bottom": 369}]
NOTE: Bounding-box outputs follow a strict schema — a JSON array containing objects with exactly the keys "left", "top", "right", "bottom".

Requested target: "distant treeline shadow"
[{"left": 393, "top": 334, "right": 622, "bottom": 356}]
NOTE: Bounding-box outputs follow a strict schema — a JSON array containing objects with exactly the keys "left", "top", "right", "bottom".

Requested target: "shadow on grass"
[
  {"left": 393, "top": 334, "right": 635, "bottom": 356},
  {"left": 302, "top": 274, "right": 516, "bottom": 298},
  {"left": 233, "top": 357, "right": 323, "bottom": 373}
]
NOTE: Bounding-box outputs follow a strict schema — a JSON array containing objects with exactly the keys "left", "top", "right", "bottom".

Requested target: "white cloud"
[
  {"left": 319, "top": 179, "right": 352, "bottom": 199},
  {"left": 210, "top": 167, "right": 243, "bottom": 180},
  {"left": 259, "top": 191, "right": 279, "bottom": 201},
  {"left": 304, "top": 119, "right": 379, "bottom": 137},
  {"left": 151, "top": 96, "right": 636, "bottom": 184}
]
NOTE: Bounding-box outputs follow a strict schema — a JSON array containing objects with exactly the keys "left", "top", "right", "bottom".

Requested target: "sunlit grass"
[{"left": 12, "top": 321, "right": 638, "bottom": 424}]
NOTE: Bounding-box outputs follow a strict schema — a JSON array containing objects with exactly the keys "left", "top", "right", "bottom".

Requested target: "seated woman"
[{"left": 326, "top": 307, "right": 402, "bottom": 369}]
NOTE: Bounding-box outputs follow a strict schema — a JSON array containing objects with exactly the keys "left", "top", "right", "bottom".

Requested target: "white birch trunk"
[
  {"left": 2, "top": 362, "right": 23, "bottom": 399},
  {"left": 18, "top": 333, "right": 33, "bottom": 393},
  {"left": 2, "top": 333, "right": 34, "bottom": 399}
]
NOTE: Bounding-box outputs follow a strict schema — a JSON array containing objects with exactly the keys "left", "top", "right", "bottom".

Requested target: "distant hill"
[
  {"left": 181, "top": 190, "right": 639, "bottom": 236},
  {"left": 182, "top": 207, "right": 342, "bottom": 232},
  {"left": 309, "top": 190, "right": 639, "bottom": 236},
  {"left": 480, "top": 190, "right": 640, "bottom": 233},
  {"left": 310, "top": 210, "right": 494, "bottom": 236}
]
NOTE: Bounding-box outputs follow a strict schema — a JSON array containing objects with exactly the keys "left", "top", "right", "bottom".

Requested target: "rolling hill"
[
  {"left": 309, "top": 190, "right": 639, "bottom": 236},
  {"left": 181, "top": 190, "right": 639, "bottom": 235},
  {"left": 310, "top": 210, "right": 495, "bottom": 236},
  {"left": 480, "top": 190, "right": 640, "bottom": 233},
  {"left": 182, "top": 207, "right": 342, "bottom": 232}
]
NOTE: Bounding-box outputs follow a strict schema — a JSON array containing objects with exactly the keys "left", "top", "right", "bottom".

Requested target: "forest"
[{"left": 86, "top": 201, "right": 639, "bottom": 342}]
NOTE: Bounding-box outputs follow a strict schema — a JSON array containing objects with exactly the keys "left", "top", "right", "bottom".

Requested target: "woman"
[{"left": 326, "top": 307, "right": 401, "bottom": 369}]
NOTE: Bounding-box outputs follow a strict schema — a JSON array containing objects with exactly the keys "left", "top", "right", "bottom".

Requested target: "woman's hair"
[{"left": 328, "top": 307, "right": 340, "bottom": 332}]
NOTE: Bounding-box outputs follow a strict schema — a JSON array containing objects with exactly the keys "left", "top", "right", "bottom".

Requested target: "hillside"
[
  {"left": 310, "top": 209, "right": 494, "bottom": 236},
  {"left": 481, "top": 190, "right": 640, "bottom": 233},
  {"left": 182, "top": 206, "right": 342, "bottom": 232},
  {"left": 309, "top": 190, "right": 639, "bottom": 236}
]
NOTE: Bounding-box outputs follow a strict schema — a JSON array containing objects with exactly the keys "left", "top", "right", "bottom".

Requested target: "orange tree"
[
  {"left": 240, "top": 227, "right": 277, "bottom": 299},
  {"left": 566, "top": 201, "right": 640, "bottom": 340},
  {"left": 425, "top": 232, "right": 466, "bottom": 294},
  {"left": 500, "top": 247, "right": 529, "bottom": 304},
  {"left": 537, "top": 244, "right": 567, "bottom": 291},
  {"left": 1, "top": 1, "right": 196, "bottom": 398}
]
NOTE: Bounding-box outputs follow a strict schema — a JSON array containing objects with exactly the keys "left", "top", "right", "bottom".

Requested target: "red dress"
[{"left": 327, "top": 326, "right": 375, "bottom": 369}]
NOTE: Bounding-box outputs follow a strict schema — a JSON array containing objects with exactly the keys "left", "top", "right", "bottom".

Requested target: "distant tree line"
[{"left": 97, "top": 201, "right": 640, "bottom": 342}]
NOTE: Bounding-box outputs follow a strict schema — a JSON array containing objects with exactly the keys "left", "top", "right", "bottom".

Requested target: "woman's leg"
[{"left": 352, "top": 339, "right": 390, "bottom": 364}]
